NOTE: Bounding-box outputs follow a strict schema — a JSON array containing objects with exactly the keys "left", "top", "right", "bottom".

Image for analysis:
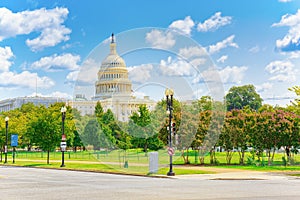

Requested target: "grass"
[
  {"left": 3, "top": 159, "right": 213, "bottom": 176},
  {"left": 289, "top": 174, "right": 300, "bottom": 177},
  {"left": 215, "top": 164, "right": 300, "bottom": 172},
  {"left": 157, "top": 167, "right": 215, "bottom": 175},
  {"left": 1, "top": 149, "right": 300, "bottom": 176}
]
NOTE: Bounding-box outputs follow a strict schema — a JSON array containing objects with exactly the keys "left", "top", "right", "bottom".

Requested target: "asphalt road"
[{"left": 0, "top": 166, "right": 300, "bottom": 200}]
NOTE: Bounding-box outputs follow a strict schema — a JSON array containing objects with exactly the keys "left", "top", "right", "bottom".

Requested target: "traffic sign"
[
  {"left": 61, "top": 134, "right": 66, "bottom": 141},
  {"left": 60, "top": 141, "right": 67, "bottom": 152},
  {"left": 11, "top": 134, "right": 18, "bottom": 147},
  {"left": 168, "top": 147, "right": 174, "bottom": 156}
]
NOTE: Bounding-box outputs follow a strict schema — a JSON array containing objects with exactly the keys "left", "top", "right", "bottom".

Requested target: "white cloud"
[
  {"left": 169, "top": 16, "right": 195, "bottom": 36},
  {"left": 265, "top": 60, "right": 293, "bottom": 74},
  {"left": 208, "top": 35, "right": 238, "bottom": 54},
  {"left": 145, "top": 29, "right": 175, "bottom": 49},
  {"left": 30, "top": 91, "right": 72, "bottom": 99},
  {"left": 190, "top": 58, "right": 207, "bottom": 67},
  {"left": 249, "top": 45, "right": 260, "bottom": 53},
  {"left": 159, "top": 56, "right": 195, "bottom": 76},
  {"left": 219, "top": 66, "right": 247, "bottom": 84},
  {"left": 0, "top": 71, "right": 54, "bottom": 89},
  {"left": 178, "top": 46, "right": 207, "bottom": 59},
  {"left": 263, "top": 91, "right": 296, "bottom": 106},
  {"left": 265, "top": 60, "right": 297, "bottom": 82},
  {"left": 0, "top": 7, "right": 71, "bottom": 51},
  {"left": 193, "top": 88, "right": 204, "bottom": 99},
  {"left": 0, "top": 46, "right": 14, "bottom": 72},
  {"left": 256, "top": 82, "right": 273, "bottom": 93},
  {"left": 66, "top": 71, "right": 79, "bottom": 82},
  {"left": 132, "top": 91, "right": 147, "bottom": 99},
  {"left": 128, "top": 64, "right": 153, "bottom": 83},
  {"left": 31, "top": 53, "right": 81, "bottom": 71},
  {"left": 269, "top": 74, "right": 292, "bottom": 82},
  {"left": 282, "top": 51, "right": 300, "bottom": 59},
  {"left": 272, "top": 9, "right": 300, "bottom": 51},
  {"left": 217, "top": 55, "right": 228, "bottom": 63},
  {"left": 197, "top": 12, "right": 232, "bottom": 32},
  {"left": 196, "top": 65, "right": 247, "bottom": 84},
  {"left": 68, "top": 58, "right": 98, "bottom": 85},
  {"left": 278, "top": 0, "right": 292, "bottom": 2}
]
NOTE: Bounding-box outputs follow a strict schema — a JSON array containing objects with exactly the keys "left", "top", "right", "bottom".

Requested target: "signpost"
[{"left": 11, "top": 134, "right": 18, "bottom": 163}]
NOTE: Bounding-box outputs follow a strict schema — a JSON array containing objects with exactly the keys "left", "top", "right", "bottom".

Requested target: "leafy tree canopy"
[{"left": 225, "top": 84, "right": 263, "bottom": 111}]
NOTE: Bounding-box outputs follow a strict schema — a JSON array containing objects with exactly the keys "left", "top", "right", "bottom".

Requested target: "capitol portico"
[{"left": 70, "top": 34, "right": 156, "bottom": 121}]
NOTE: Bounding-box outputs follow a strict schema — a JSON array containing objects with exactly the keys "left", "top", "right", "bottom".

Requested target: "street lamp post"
[
  {"left": 60, "top": 106, "right": 67, "bottom": 167},
  {"left": 4, "top": 116, "right": 9, "bottom": 164},
  {"left": 165, "top": 88, "right": 175, "bottom": 176}
]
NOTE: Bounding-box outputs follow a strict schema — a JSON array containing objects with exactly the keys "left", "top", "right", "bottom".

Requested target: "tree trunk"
[
  {"left": 198, "top": 149, "right": 205, "bottom": 165},
  {"left": 226, "top": 150, "right": 234, "bottom": 164},
  {"left": 47, "top": 150, "right": 50, "bottom": 164},
  {"left": 285, "top": 146, "right": 291, "bottom": 162},
  {"left": 186, "top": 148, "right": 189, "bottom": 164},
  {"left": 144, "top": 139, "right": 148, "bottom": 156},
  {"left": 238, "top": 150, "right": 245, "bottom": 165},
  {"left": 199, "top": 156, "right": 205, "bottom": 165},
  {"left": 256, "top": 150, "right": 262, "bottom": 162},
  {"left": 267, "top": 149, "right": 271, "bottom": 166},
  {"left": 210, "top": 149, "right": 214, "bottom": 164},
  {"left": 181, "top": 150, "right": 186, "bottom": 163},
  {"left": 270, "top": 148, "right": 275, "bottom": 163},
  {"left": 181, "top": 148, "right": 189, "bottom": 164},
  {"left": 27, "top": 144, "right": 31, "bottom": 151}
]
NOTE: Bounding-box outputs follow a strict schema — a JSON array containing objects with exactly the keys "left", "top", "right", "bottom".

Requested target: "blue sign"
[{"left": 11, "top": 134, "right": 18, "bottom": 147}]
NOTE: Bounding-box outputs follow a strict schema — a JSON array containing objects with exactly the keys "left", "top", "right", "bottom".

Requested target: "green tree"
[
  {"left": 195, "top": 96, "right": 213, "bottom": 111},
  {"left": 95, "top": 101, "right": 104, "bottom": 119},
  {"left": 221, "top": 112, "right": 237, "bottom": 164},
  {"left": 176, "top": 108, "right": 197, "bottom": 164},
  {"left": 73, "top": 130, "right": 83, "bottom": 152},
  {"left": 223, "top": 109, "right": 251, "bottom": 164},
  {"left": 21, "top": 103, "right": 41, "bottom": 151},
  {"left": 254, "top": 110, "right": 281, "bottom": 165},
  {"left": 129, "top": 104, "right": 162, "bottom": 152},
  {"left": 288, "top": 86, "right": 300, "bottom": 115},
  {"left": 195, "top": 109, "right": 224, "bottom": 165},
  {"left": 30, "top": 106, "right": 61, "bottom": 164},
  {"left": 82, "top": 119, "right": 101, "bottom": 150},
  {"left": 0, "top": 117, "right": 6, "bottom": 162},
  {"left": 277, "top": 110, "right": 300, "bottom": 163},
  {"left": 48, "top": 103, "right": 76, "bottom": 148},
  {"left": 156, "top": 98, "right": 181, "bottom": 145},
  {"left": 225, "top": 84, "right": 263, "bottom": 111}
]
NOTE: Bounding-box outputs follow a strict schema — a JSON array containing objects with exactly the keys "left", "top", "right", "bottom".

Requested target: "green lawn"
[{"left": 1, "top": 149, "right": 300, "bottom": 175}]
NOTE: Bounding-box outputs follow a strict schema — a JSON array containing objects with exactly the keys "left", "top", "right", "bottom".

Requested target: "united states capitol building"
[{"left": 69, "top": 34, "right": 156, "bottom": 121}]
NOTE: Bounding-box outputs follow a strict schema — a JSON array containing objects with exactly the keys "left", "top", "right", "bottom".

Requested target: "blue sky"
[{"left": 1, "top": 0, "right": 300, "bottom": 105}]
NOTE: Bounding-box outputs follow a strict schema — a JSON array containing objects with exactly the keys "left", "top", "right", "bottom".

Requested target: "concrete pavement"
[{"left": 1, "top": 166, "right": 299, "bottom": 199}]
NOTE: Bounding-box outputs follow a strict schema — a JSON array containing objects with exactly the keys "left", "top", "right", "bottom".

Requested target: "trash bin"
[{"left": 124, "top": 161, "right": 128, "bottom": 168}]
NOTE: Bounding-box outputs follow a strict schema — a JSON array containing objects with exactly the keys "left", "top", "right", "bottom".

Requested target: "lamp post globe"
[{"left": 4, "top": 116, "right": 9, "bottom": 164}]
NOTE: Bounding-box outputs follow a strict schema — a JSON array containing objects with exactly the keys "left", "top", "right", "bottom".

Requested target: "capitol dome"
[
  {"left": 101, "top": 33, "right": 126, "bottom": 69},
  {"left": 94, "top": 33, "right": 132, "bottom": 100},
  {"left": 101, "top": 54, "right": 126, "bottom": 68}
]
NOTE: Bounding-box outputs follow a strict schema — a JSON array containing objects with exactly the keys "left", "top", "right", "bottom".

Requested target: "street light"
[
  {"left": 165, "top": 88, "right": 175, "bottom": 176},
  {"left": 60, "top": 106, "right": 67, "bottom": 167},
  {"left": 4, "top": 116, "right": 9, "bottom": 164}
]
